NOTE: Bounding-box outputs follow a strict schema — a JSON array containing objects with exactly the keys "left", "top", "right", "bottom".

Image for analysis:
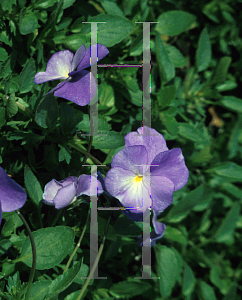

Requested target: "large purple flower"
[
  {"left": 43, "top": 173, "right": 104, "bottom": 210},
  {"left": 104, "top": 126, "right": 189, "bottom": 244},
  {"left": 34, "top": 44, "right": 109, "bottom": 106},
  {"left": 0, "top": 167, "right": 27, "bottom": 224}
]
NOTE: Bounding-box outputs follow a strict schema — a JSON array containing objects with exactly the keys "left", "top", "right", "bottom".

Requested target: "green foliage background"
[{"left": 0, "top": 0, "right": 242, "bottom": 299}]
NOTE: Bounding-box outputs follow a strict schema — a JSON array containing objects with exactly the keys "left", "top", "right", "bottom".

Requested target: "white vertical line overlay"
[{"left": 82, "top": 22, "right": 106, "bottom": 137}]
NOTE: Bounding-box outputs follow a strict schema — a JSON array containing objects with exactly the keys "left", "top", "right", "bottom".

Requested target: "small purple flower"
[
  {"left": 43, "top": 174, "right": 104, "bottom": 209},
  {"left": 104, "top": 126, "right": 189, "bottom": 244},
  {"left": 34, "top": 44, "right": 109, "bottom": 106},
  {"left": 0, "top": 167, "right": 27, "bottom": 224}
]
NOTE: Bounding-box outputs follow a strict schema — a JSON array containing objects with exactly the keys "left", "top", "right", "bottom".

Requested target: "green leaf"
[
  {"left": 28, "top": 281, "right": 51, "bottom": 300},
  {"left": 208, "top": 162, "right": 242, "bottom": 182},
  {"left": 59, "top": 144, "right": 71, "bottom": 164},
  {"left": 19, "top": 58, "right": 36, "bottom": 94},
  {"left": 159, "top": 112, "right": 178, "bottom": 136},
  {"left": 190, "top": 146, "right": 213, "bottom": 164},
  {"left": 196, "top": 28, "right": 211, "bottom": 72},
  {"left": 165, "top": 44, "right": 186, "bottom": 68},
  {"left": 81, "top": 14, "right": 134, "bottom": 47},
  {"left": 1, "top": 213, "right": 23, "bottom": 237},
  {"left": 93, "top": 131, "right": 125, "bottom": 150},
  {"left": 19, "top": 8, "right": 39, "bottom": 35},
  {"left": 178, "top": 123, "right": 210, "bottom": 144},
  {"left": 101, "top": 1, "right": 125, "bottom": 17},
  {"left": 114, "top": 215, "right": 142, "bottom": 237},
  {"left": 0, "top": 107, "right": 6, "bottom": 128},
  {"left": 210, "top": 56, "right": 231, "bottom": 85},
  {"left": 24, "top": 165, "right": 43, "bottom": 207},
  {"left": 6, "top": 93, "right": 18, "bottom": 117},
  {"left": 76, "top": 114, "right": 111, "bottom": 133},
  {"left": 73, "top": 263, "right": 89, "bottom": 284},
  {"left": 210, "top": 265, "right": 233, "bottom": 294},
  {"left": 221, "top": 182, "right": 242, "bottom": 199},
  {"left": 193, "top": 185, "right": 214, "bottom": 211},
  {"left": 18, "top": 226, "right": 75, "bottom": 270},
  {"left": 0, "top": 240, "right": 12, "bottom": 257},
  {"left": 155, "top": 245, "right": 179, "bottom": 298},
  {"left": 199, "top": 281, "right": 217, "bottom": 300},
  {"left": 47, "top": 262, "right": 80, "bottom": 297},
  {"left": 99, "top": 82, "right": 115, "bottom": 109},
  {"left": 63, "top": 33, "right": 88, "bottom": 52},
  {"left": 155, "top": 35, "right": 175, "bottom": 83},
  {"left": 166, "top": 184, "right": 206, "bottom": 223},
  {"left": 164, "top": 226, "right": 187, "bottom": 245},
  {"left": 223, "top": 286, "right": 238, "bottom": 300},
  {"left": 0, "top": 47, "right": 8, "bottom": 62},
  {"left": 214, "top": 201, "right": 240, "bottom": 244},
  {"left": 158, "top": 85, "right": 177, "bottom": 109},
  {"left": 228, "top": 114, "right": 242, "bottom": 158},
  {"left": 156, "top": 11, "right": 196, "bottom": 36},
  {"left": 35, "top": 94, "right": 59, "bottom": 129},
  {"left": 63, "top": 290, "right": 83, "bottom": 300},
  {"left": 220, "top": 96, "right": 242, "bottom": 113},
  {"left": 130, "top": 32, "right": 143, "bottom": 56},
  {"left": 98, "top": 217, "right": 117, "bottom": 242},
  {"left": 34, "top": 0, "right": 58, "bottom": 9},
  {"left": 110, "top": 280, "right": 151, "bottom": 298},
  {"left": 0, "top": 0, "right": 16, "bottom": 11},
  {"left": 182, "top": 263, "right": 196, "bottom": 296},
  {"left": 59, "top": 102, "right": 76, "bottom": 134}
]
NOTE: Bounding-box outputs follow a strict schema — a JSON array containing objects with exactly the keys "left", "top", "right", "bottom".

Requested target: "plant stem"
[
  {"left": 16, "top": 211, "right": 36, "bottom": 300},
  {"left": 50, "top": 208, "right": 63, "bottom": 227},
  {"left": 67, "top": 142, "right": 110, "bottom": 172},
  {"left": 80, "top": 136, "right": 93, "bottom": 173},
  {"left": 76, "top": 212, "right": 112, "bottom": 300},
  {"left": 63, "top": 209, "right": 90, "bottom": 274}
]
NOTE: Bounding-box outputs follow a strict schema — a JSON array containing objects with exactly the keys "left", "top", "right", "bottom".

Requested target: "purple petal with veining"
[
  {"left": 111, "top": 145, "right": 148, "bottom": 174},
  {"left": 71, "top": 45, "right": 86, "bottom": 71},
  {"left": 54, "top": 70, "right": 97, "bottom": 106},
  {"left": 53, "top": 183, "right": 77, "bottom": 209},
  {"left": 150, "top": 175, "right": 174, "bottom": 211},
  {"left": 77, "top": 44, "right": 109, "bottom": 71},
  {"left": 150, "top": 148, "right": 189, "bottom": 191},
  {"left": 0, "top": 167, "right": 27, "bottom": 213},
  {"left": 34, "top": 50, "right": 73, "bottom": 84},
  {"left": 105, "top": 167, "right": 151, "bottom": 211},
  {"left": 125, "top": 126, "right": 168, "bottom": 165}
]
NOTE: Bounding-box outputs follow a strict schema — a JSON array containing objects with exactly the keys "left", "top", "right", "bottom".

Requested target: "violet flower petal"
[
  {"left": 111, "top": 145, "right": 148, "bottom": 174},
  {"left": 0, "top": 167, "right": 27, "bottom": 212},
  {"left": 150, "top": 175, "right": 174, "bottom": 211},
  {"left": 77, "top": 174, "right": 103, "bottom": 196},
  {"left": 150, "top": 148, "right": 189, "bottom": 191},
  {"left": 152, "top": 210, "right": 166, "bottom": 237},
  {"left": 105, "top": 167, "right": 151, "bottom": 211},
  {"left": 53, "top": 183, "right": 77, "bottom": 209},
  {"left": 125, "top": 126, "right": 168, "bottom": 165},
  {"left": 54, "top": 70, "right": 97, "bottom": 106},
  {"left": 77, "top": 44, "right": 109, "bottom": 71},
  {"left": 0, "top": 202, "right": 2, "bottom": 225},
  {"left": 59, "top": 176, "right": 78, "bottom": 187},
  {"left": 71, "top": 45, "right": 86, "bottom": 71},
  {"left": 43, "top": 179, "right": 62, "bottom": 205},
  {"left": 34, "top": 50, "right": 73, "bottom": 84}
]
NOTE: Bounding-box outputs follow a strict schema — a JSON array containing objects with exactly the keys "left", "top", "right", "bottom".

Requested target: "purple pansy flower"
[
  {"left": 43, "top": 173, "right": 104, "bottom": 210},
  {"left": 34, "top": 44, "right": 109, "bottom": 106},
  {"left": 0, "top": 167, "right": 27, "bottom": 224},
  {"left": 104, "top": 126, "right": 189, "bottom": 244}
]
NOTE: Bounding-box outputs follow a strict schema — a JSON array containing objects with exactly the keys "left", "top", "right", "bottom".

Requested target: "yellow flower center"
[{"left": 134, "top": 175, "right": 143, "bottom": 182}]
